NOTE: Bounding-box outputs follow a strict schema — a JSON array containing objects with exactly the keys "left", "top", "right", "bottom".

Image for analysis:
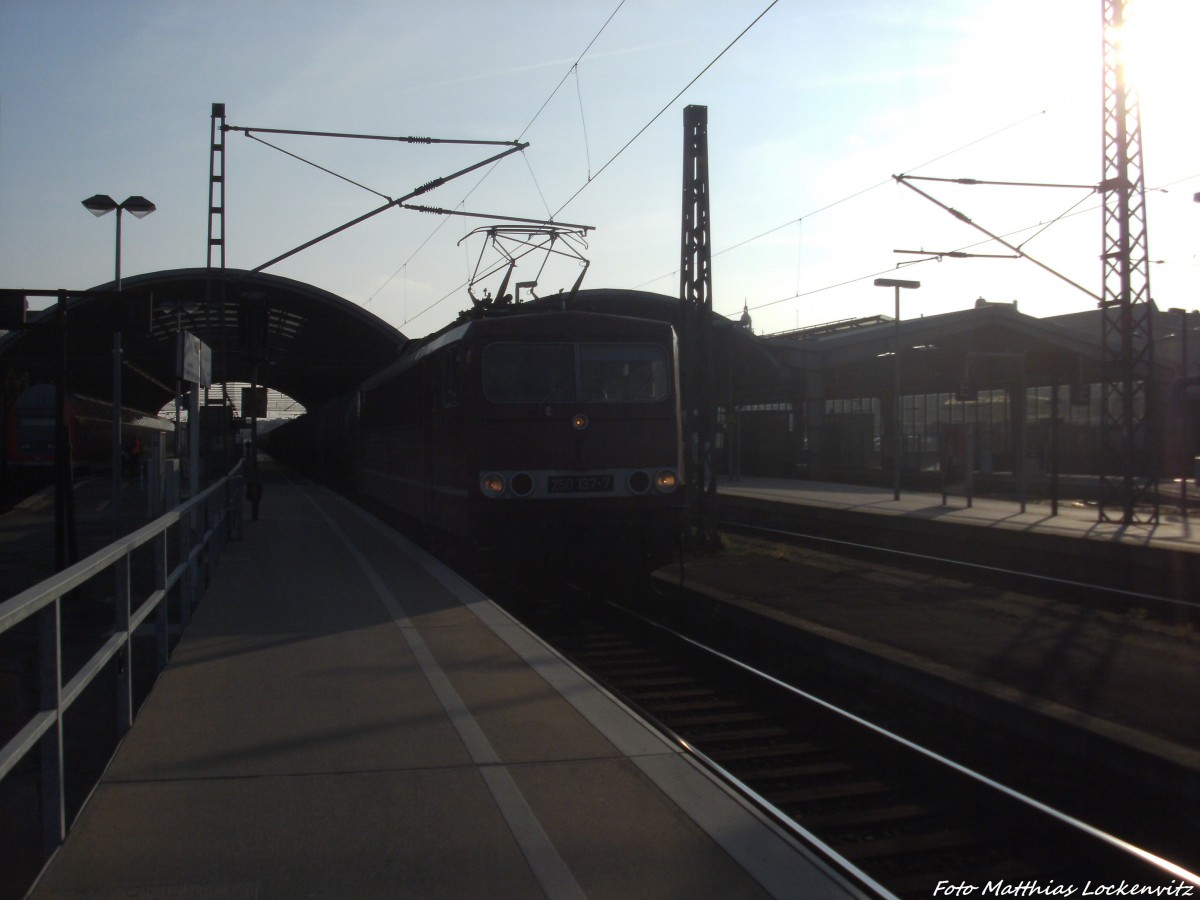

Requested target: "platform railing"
[{"left": 0, "top": 460, "right": 244, "bottom": 861}]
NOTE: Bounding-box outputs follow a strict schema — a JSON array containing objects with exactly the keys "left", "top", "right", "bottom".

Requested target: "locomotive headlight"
[
  {"left": 654, "top": 469, "right": 679, "bottom": 493},
  {"left": 480, "top": 473, "right": 505, "bottom": 498},
  {"left": 571, "top": 413, "right": 588, "bottom": 430}
]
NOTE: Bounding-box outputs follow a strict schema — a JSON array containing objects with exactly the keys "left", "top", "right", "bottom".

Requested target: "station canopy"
[{"left": 0, "top": 268, "right": 407, "bottom": 418}]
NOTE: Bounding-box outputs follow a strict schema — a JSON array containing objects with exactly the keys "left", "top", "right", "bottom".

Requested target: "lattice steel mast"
[
  {"left": 208, "top": 103, "right": 227, "bottom": 273},
  {"left": 1099, "top": 0, "right": 1157, "bottom": 524},
  {"left": 207, "top": 103, "right": 229, "bottom": 402},
  {"left": 680, "top": 105, "right": 718, "bottom": 549}
]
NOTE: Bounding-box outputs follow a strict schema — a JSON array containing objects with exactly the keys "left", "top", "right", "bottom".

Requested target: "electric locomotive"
[{"left": 351, "top": 304, "right": 685, "bottom": 574}]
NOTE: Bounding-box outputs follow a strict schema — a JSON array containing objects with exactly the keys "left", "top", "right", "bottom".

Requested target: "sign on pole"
[
  {"left": 241, "top": 387, "right": 268, "bottom": 419},
  {"left": 177, "top": 331, "right": 212, "bottom": 386}
]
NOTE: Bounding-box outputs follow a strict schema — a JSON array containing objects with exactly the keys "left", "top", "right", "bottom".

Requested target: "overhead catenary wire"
[
  {"left": 751, "top": 167, "right": 1200, "bottom": 318},
  {"left": 369, "top": 0, "right": 629, "bottom": 314},
  {"left": 574, "top": 64, "right": 594, "bottom": 182},
  {"left": 633, "top": 106, "right": 1061, "bottom": 292},
  {"left": 744, "top": 167, "right": 1200, "bottom": 321},
  {"left": 250, "top": 143, "right": 528, "bottom": 274},
  {"left": 403, "top": 0, "right": 784, "bottom": 325},
  {"left": 746, "top": 215, "right": 1085, "bottom": 314},
  {"left": 1015, "top": 190, "right": 1098, "bottom": 252},
  {"left": 516, "top": 0, "right": 627, "bottom": 142},
  {"left": 244, "top": 132, "right": 395, "bottom": 203},
  {"left": 747, "top": 194, "right": 1109, "bottom": 316},
  {"left": 522, "top": 153, "right": 554, "bottom": 222},
  {"left": 691, "top": 113, "right": 1200, "bottom": 324},
  {"left": 373, "top": 10, "right": 1197, "bottom": 330},
  {"left": 552, "top": 0, "right": 783, "bottom": 219}
]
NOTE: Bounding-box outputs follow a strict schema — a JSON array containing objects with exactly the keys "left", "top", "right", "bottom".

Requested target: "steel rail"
[
  {"left": 613, "top": 600, "right": 1200, "bottom": 888},
  {"left": 548, "top": 584, "right": 889, "bottom": 899},
  {"left": 725, "top": 519, "right": 1200, "bottom": 612},
  {"left": 609, "top": 691, "right": 892, "bottom": 900}
]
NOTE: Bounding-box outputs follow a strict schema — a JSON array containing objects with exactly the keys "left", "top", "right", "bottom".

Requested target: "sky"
[{"left": 3, "top": 0, "right": 1199, "bottom": 348}]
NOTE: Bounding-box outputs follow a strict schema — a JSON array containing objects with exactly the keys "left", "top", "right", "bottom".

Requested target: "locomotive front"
[{"left": 464, "top": 311, "right": 684, "bottom": 572}]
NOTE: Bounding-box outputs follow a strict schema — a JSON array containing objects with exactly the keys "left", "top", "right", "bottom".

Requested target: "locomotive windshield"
[{"left": 483, "top": 342, "right": 670, "bottom": 404}]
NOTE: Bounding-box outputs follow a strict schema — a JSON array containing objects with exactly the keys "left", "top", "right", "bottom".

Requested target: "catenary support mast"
[
  {"left": 680, "top": 105, "right": 718, "bottom": 549},
  {"left": 1099, "top": 0, "right": 1157, "bottom": 524}
]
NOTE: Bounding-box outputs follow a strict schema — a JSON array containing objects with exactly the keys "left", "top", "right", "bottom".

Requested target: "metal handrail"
[{"left": 0, "top": 459, "right": 245, "bottom": 862}]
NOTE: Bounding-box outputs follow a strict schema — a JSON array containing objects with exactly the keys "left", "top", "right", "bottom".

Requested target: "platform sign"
[
  {"left": 178, "top": 331, "right": 212, "bottom": 386},
  {"left": 0, "top": 291, "right": 27, "bottom": 328},
  {"left": 241, "top": 387, "right": 268, "bottom": 419}
]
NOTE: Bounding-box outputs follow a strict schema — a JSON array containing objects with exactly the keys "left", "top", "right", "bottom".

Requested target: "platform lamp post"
[
  {"left": 874, "top": 278, "right": 920, "bottom": 501},
  {"left": 1169, "top": 306, "right": 1190, "bottom": 518},
  {"left": 81, "top": 194, "right": 156, "bottom": 535}
]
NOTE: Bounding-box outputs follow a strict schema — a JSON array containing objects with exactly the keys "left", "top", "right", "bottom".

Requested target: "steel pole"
[
  {"left": 893, "top": 285, "right": 901, "bottom": 501},
  {"left": 1182, "top": 308, "right": 1189, "bottom": 518},
  {"left": 112, "top": 208, "right": 124, "bottom": 535}
]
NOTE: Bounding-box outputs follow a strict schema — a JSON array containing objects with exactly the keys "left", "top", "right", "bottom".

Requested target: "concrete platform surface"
[
  {"left": 28, "top": 474, "right": 861, "bottom": 899},
  {"left": 717, "top": 476, "right": 1200, "bottom": 553}
]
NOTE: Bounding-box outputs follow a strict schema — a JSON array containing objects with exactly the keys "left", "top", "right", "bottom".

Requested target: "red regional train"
[
  {"left": 4, "top": 383, "right": 174, "bottom": 473},
  {"left": 268, "top": 302, "right": 685, "bottom": 576}
]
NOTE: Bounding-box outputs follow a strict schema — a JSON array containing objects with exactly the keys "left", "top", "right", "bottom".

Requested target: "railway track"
[
  {"left": 719, "top": 520, "right": 1200, "bottom": 623},
  {"left": 501, "top": 585, "right": 1199, "bottom": 900}
]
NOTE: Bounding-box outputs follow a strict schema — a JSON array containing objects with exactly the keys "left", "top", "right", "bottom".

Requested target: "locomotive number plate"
[{"left": 548, "top": 474, "right": 614, "bottom": 494}]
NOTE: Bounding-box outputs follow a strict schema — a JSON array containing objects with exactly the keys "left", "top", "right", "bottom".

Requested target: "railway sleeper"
[
  {"left": 707, "top": 741, "right": 825, "bottom": 762},
  {"left": 569, "top": 645, "right": 649, "bottom": 660},
  {"left": 683, "top": 725, "right": 791, "bottom": 743},
  {"left": 641, "top": 697, "right": 745, "bottom": 715},
  {"left": 772, "top": 778, "right": 895, "bottom": 804},
  {"left": 736, "top": 760, "right": 855, "bottom": 781},
  {"left": 861, "top": 842, "right": 1051, "bottom": 894},
  {"left": 796, "top": 801, "right": 927, "bottom": 830},
  {"left": 880, "top": 862, "right": 1023, "bottom": 900},
  {"left": 609, "top": 675, "right": 700, "bottom": 689},
  {"left": 660, "top": 710, "right": 769, "bottom": 729},
  {"left": 584, "top": 664, "right": 682, "bottom": 679},
  {"left": 623, "top": 687, "right": 718, "bottom": 702},
  {"left": 831, "top": 827, "right": 985, "bottom": 861}
]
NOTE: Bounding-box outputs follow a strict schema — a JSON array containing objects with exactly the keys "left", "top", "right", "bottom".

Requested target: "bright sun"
[{"left": 1107, "top": 0, "right": 1193, "bottom": 104}]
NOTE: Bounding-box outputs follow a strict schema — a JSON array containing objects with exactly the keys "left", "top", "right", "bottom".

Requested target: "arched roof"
[
  {"left": 749, "top": 302, "right": 1176, "bottom": 400},
  {"left": 526, "top": 287, "right": 738, "bottom": 332},
  {"left": 1, "top": 268, "right": 406, "bottom": 415}
]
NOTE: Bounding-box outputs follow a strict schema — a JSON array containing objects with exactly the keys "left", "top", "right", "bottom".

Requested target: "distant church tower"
[{"left": 739, "top": 299, "right": 752, "bottom": 332}]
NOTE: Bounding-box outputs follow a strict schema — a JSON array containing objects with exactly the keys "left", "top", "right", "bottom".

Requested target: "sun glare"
[{"left": 1106, "top": 0, "right": 1191, "bottom": 101}]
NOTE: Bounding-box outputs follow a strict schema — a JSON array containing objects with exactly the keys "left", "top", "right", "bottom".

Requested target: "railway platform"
[
  {"left": 716, "top": 475, "right": 1200, "bottom": 554},
  {"left": 7, "top": 471, "right": 1199, "bottom": 896},
  {"left": 713, "top": 475, "right": 1200, "bottom": 603},
  {"left": 21, "top": 467, "right": 861, "bottom": 899}
]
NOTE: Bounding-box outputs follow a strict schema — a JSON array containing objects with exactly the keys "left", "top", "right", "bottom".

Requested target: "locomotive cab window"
[
  {"left": 579, "top": 344, "right": 668, "bottom": 402},
  {"left": 483, "top": 343, "right": 575, "bottom": 403},
  {"left": 483, "top": 342, "right": 669, "bottom": 404}
]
